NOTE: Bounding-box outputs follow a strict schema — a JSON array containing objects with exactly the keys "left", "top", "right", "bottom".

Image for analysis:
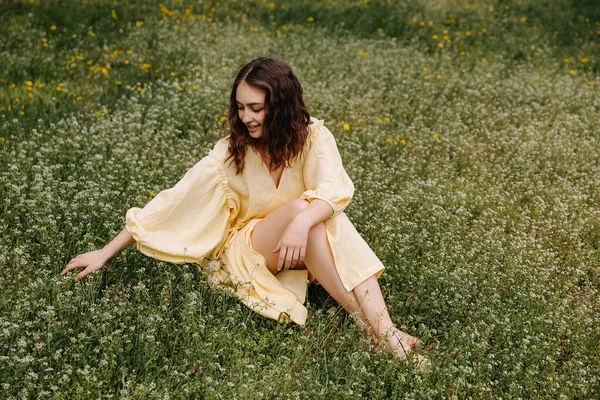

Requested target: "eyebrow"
[{"left": 236, "top": 101, "right": 264, "bottom": 106}]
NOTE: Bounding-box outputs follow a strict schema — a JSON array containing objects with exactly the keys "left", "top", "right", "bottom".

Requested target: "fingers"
[
  {"left": 75, "top": 267, "right": 93, "bottom": 282},
  {"left": 60, "top": 257, "right": 82, "bottom": 276},
  {"left": 61, "top": 255, "right": 96, "bottom": 281},
  {"left": 279, "top": 246, "right": 304, "bottom": 271},
  {"left": 276, "top": 248, "right": 286, "bottom": 272},
  {"left": 274, "top": 236, "right": 308, "bottom": 272},
  {"left": 272, "top": 242, "right": 281, "bottom": 253},
  {"left": 299, "top": 248, "right": 306, "bottom": 267},
  {"left": 284, "top": 249, "right": 295, "bottom": 271}
]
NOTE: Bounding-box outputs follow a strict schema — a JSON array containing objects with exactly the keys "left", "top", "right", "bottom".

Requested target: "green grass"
[{"left": 1, "top": 0, "right": 599, "bottom": 398}]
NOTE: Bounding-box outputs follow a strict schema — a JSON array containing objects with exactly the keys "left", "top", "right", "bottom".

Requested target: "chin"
[{"left": 248, "top": 130, "right": 263, "bottom": 139}]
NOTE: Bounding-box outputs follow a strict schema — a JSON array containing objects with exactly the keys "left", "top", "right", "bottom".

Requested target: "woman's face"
[{"left": 236, "top": 81, "right": 266, "bottom": 139}]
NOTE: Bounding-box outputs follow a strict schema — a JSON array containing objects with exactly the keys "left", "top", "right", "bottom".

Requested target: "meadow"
[{"left": 1, "top": 0, "right": 599, "bottom": 398}]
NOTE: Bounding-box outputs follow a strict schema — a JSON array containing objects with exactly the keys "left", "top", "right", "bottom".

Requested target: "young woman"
[{"left": 61, "top": 57, "right": 426, "bottom": 369}]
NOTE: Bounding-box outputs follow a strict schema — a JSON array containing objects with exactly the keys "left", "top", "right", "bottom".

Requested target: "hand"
[
  {"left": 272, "top": 217, "right": 310, "bottom": 271},
  {"left": 61, "top": 249, "right": 111, "bottom": 281}
]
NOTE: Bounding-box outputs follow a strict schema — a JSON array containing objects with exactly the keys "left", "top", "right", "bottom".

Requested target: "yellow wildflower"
[
  {"left": 589, "top": 80, "right": 596, "bottom": 85},
  {"left": 569, "top": 70, "right": 576, "bottom": 76},
  {"left": 564, "top": 58, "right": 570, "bottom": 63},
  {"left": 343, "top": 123, "right": 350, "bottom": 131},
  {"left": 111, "top": 9, "right": 117, "bottom": 19},
  {"left": 50, "top": 25, "right": 57, "bottom": 31},
  {"left": 437, "top": 43, "right": 444, "bottom": 49},
  {"left": 159, "top": 4, "right": 173, "bottom": 16},
  {"left": 307, "top": 17, "right": 314, "bottom": 23},
  {"left": 433, "top": 133, "right": 439, "bottom": 140},
  {"left": 149, "top": 191, "right": 157, "bottom": 197},
  {"left": 486, "top": 72, "right": 493, "bottom": 78},
  {"left": 580, "top": 58, "right": 589, "bottom": 63},
  {"left": 386, "top": 138, "right": 393, "bottom": 144}
]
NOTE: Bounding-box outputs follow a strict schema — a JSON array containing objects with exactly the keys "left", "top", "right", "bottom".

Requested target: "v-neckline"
[
  {"left": 251, "top": 146, "right": 285, "bottom": 190},
  {"left": 269, "top": 166, "right": 285, "bottom": 190}
]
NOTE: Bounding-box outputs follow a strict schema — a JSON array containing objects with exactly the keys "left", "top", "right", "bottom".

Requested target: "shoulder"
[
  {"left": 208, "top": 137, "right": 231, "bottom": 163},
  {"left": 305, "top": 116, "right": 337, "bottom": 150}
]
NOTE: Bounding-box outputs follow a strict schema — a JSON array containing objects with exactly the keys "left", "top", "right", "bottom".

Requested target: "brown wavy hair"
[{"left": 226, "top": 58, "right": 311, "bottom": 174}]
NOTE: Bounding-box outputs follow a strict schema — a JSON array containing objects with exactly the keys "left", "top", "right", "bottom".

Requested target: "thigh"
[{"left": 251, "top": 199, "right": 309, "bottom": 275}]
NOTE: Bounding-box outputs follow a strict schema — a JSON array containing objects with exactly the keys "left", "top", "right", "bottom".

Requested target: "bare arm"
[
  {"left": 273, "top": 198, "right": 334, "bottom": 271},
  {"left": 61, "top": 227, "right": 135, "bottom": 281}
]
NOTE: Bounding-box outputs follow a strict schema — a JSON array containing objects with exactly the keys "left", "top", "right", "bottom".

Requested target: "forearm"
[
  {"left": 294, "top": 199, "right": 334, "bottom": 230},
  {"left": 101, "top": 227, "right": 135, "bottom": 259}
]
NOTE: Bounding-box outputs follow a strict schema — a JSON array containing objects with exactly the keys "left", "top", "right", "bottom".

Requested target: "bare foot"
[{"left": 382, "top": 329, "right": 430, "bottom": 372}]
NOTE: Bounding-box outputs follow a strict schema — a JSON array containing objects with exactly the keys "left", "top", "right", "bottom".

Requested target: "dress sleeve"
[
  {"left": 300, "top": 119, "right": 354, "bottom": 216},
  {"left": 125, "top": 141, "right": 237, "bottom": 264}
]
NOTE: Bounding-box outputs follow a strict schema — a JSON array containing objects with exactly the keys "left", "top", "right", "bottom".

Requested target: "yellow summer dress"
[{"left": 125, "top": 117, "right": 384, "bottom": 325}]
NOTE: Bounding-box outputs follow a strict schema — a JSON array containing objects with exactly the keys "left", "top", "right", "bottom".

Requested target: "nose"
[{"left": 242, "top": 111, "right": 253, "bottom": 124}]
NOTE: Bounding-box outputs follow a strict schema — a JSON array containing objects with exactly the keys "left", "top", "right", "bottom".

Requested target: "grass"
[{"left": 1, "top": 0, "right": 599, "bottom": 398}]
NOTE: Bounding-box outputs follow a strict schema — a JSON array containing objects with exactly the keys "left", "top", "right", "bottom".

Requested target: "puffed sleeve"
[
  {"left": 300, "top": 119, "right": 354, "bottom": 216},
  {"left": 125, "top": 140, "right": 238, "bottom": 264}
]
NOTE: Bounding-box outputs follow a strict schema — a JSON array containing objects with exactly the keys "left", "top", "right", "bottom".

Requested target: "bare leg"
[
  {"left": 352, "top": 276, "right": 421, "bottom": 358},
  {"left": 252, "top": 199, "right": 366, "bottom": 325},
  {"left": 252, "top": 200, "right": 425, "bottom": 367}
]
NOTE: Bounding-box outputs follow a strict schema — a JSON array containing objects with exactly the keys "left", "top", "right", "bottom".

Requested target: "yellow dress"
[{"left": 125, "top": 118, "right": 384, "bottom": 325}]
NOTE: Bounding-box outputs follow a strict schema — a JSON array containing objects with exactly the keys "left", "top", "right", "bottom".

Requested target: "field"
[{"left": 1, "top": 0, "right": 599, "bottom": 398}]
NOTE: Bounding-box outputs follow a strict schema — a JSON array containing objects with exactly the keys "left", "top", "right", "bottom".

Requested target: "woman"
[{"left": 61, "top": 57, "right": 426, "bottom": 368}]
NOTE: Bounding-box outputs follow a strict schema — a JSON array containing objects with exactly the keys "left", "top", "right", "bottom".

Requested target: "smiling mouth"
[{"left": 247, "top": 124, "right": 260, "bottom": 130}]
